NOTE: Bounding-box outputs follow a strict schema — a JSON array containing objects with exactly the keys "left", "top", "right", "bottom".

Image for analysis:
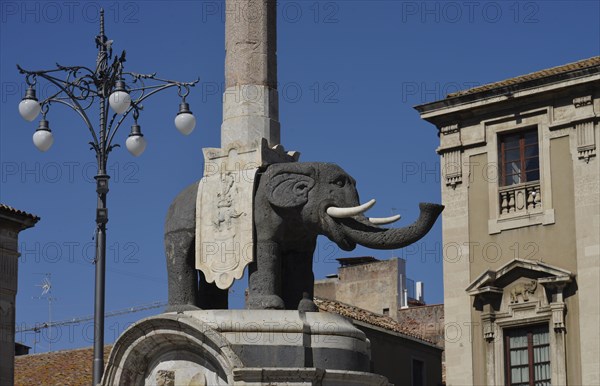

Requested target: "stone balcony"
[{"left": 499, "top": 181, "right": 542, "bottom": 217}]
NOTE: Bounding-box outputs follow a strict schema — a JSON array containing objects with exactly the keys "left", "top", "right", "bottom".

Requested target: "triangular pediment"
[{"left": 467, "top": 258, "right": 573, "bottom": 295}]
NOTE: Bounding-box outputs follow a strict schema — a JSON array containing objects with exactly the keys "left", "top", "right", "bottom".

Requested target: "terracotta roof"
[
  {"left": 447, "top": 56, "right": 600, "bottom": 98},
  {"left": 314, "top": 297, "right": 438, "bottom": 346},
  {"left": 14, "top": 346, "right": 110, "bottom": 386},
  {"left": 0, "top": 203, "right": 40, "bottom": 222}
]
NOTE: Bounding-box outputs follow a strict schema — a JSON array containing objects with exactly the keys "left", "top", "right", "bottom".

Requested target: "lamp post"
[{"left": 17, "top": 10, "right": 199, "bottom": 385}]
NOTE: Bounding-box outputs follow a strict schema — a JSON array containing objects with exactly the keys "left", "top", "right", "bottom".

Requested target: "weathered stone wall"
[
  {"left": 396, "top": 304, "right": 445, "bottom": 346},
  {"left": 315, "top": 259, "right": 402, "bottom": 320},
  {"left": 313, "top": 278, "right": 337, "bottom": 301}
]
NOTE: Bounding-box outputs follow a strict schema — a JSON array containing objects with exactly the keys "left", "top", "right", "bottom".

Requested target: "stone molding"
[
  {"left": 101, "top": 313, "right": 243, "bottom": 385},
  {"left": 233, "top": 368, "right": 390, "bottom": 385},
  {"left": 483, "top": 110, "right": 556, "bottom": 234},
  {"left": 466, "top": 259, "right": 573, "bottom": 386}
]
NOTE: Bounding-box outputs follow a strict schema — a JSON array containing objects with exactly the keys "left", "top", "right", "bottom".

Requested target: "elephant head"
[
  {"left": 248, "top": 162, "right": 444, "bottom": 310},
  {"left": 255, "top": 162, "right": 443, "bottom": 251}
]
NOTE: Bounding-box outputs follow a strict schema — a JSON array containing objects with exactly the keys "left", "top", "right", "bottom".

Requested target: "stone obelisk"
[
  {"left": 222, "top": 0, "right": 280, "bottom": 148},
  {"left": 195, "top": 0, "right": 297, "bottom": 290}
]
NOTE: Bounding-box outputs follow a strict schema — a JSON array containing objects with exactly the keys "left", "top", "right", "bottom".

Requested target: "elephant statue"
[
  {"left": 510, "top": 280, "right": 538, "bottom": 303},
  {"left": 165, "top": 162, "right": 444, "bottom": 312}
]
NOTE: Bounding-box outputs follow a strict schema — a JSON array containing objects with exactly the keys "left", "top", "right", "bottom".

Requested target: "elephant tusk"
[
  {"left": 327, "top": 199, "right": 376, "bottom": 218},
  {"left": 368, "top": 214, "right": 401, "bottom": 225}
]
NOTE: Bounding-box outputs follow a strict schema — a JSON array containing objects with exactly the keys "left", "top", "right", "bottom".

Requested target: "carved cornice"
[
  {"left": 442, "top": 149, "right": 462, "bottom": 189},
  {"left": 576, "top": 120, "right": 596, "bottom": 162},
  {"left": 481, "top": 312, "right": 496, "bottom": 342},
  {"left": 573, "top": 95, "right": 593, "bottom": 108},
  {"left": 440, "top": 123, "right": 459, "bottom": 135}
]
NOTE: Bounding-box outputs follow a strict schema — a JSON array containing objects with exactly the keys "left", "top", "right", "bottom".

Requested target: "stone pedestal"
[{"left": 101, "top": 310, "right": 390, "bottom": 385}]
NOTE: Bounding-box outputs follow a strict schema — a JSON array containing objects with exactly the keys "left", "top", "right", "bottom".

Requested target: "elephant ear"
[{"left": 266, "top": 165, "right": 316, "bottom": 208}]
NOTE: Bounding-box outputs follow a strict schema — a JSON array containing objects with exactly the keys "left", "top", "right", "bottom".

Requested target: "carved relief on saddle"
[
  {"left": 195, "top": 140, "right": 299, "bottom": 290},
  {"left": 196, "top": 145, "right": 256, "bottom": 290}
]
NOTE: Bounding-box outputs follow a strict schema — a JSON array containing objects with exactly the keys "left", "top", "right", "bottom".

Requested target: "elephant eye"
[{"left": 332, "top": 177, "right": 346, "bottom": 187}]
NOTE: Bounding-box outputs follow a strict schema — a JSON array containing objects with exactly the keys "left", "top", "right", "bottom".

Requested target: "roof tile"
[
  {"left": 0, "top": 203, "right": 40, "bottom": 221},
  {"left": 314, "top": 297, "right": 438, "bottom": 345},
  {"left": 447, "top": 56, "right": 600, "bottom": 98},
  {"left": 14, "top": 346, "right": 110, "bottom": 386}
]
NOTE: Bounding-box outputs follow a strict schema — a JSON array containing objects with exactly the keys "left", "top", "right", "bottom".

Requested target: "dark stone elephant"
[{"left": 165, "top": 162, "right": 443, "bottom": 312}]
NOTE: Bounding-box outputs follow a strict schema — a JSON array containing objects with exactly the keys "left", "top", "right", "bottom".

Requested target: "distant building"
[
  {"left": 315, "top": 298, "right": 443, "bottom": 386},
  {"left": 315, "top": 256, "right": 425, "bottom": 320},
  {"left": 0, "top": 204, "right": 39, "bottom": 386},
  {"left": 315, "top": 257, "right": 445, "bottom": 385},
  {"left": 416, "top": 57, "right": 600, "bottom": 385}
]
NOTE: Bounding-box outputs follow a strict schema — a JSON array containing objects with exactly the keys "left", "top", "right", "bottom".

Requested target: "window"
[
  {"left": 504, "top": 325, "right": 550, "bottom": 386},
  {"left": 499, "top": 129, "right": 539, "bottom": 186},
  {"left": 382, "top": 308, "right": 389, "bottom": 316}
]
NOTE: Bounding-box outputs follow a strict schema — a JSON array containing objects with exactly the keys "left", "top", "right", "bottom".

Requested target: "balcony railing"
[{"left": 499, "top": 181, "right": 541, "bottom": 216}]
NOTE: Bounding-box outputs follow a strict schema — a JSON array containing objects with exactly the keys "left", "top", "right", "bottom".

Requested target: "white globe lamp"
[
  {"left": 33, "top": 119, "right": 54, "bottom": 152},
  {"left": 174, "top": 101, "right": 196, "bottom": 135},
  {"left": 108, "top": 80, "right": 131, "bottom": 114},
  {"left": 125, "top": 123, "right": 147, "bottom": 157},
  {"left": 19, "top": 86, "right": 41, "bottom": 122}
]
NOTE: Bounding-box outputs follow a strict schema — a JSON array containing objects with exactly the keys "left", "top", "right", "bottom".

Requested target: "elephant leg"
[
  {"left": 165, "top": 229, "right": 200, "bottom": 312},
  {"left": 165, "top": 181, "right": 202, "bottom": 312},
  {"left": 282, "top": 247, "right": 318, "bottom": 312},
  {"left": 247, "top": 241, "right": 284, "bottom": 309},
  {"left": 198, "top": 270, "right": 228, "bottom": 309}
]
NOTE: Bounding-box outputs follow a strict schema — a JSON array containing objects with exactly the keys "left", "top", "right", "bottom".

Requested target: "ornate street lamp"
[{"left": 17, "top": 9, "right": 198, "bottom": 385}]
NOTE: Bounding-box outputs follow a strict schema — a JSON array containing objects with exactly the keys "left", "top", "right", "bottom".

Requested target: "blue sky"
[{"left": 1, "top": 1, "right": 598, "bottom": 352}]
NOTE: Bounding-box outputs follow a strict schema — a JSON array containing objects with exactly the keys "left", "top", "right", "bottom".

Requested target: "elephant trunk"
[{"left": 337, "top": 203, "right": 444, "bottom": 250}]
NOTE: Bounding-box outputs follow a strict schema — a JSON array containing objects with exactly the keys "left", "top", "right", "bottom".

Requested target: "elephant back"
[{"left": 165, "top": 181, "right": 199, "bottom": 234}]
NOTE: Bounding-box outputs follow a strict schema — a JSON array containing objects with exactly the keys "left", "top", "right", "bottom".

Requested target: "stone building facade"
[
  {"left": 0, "top": 204, "right": 39, "bottom": 386},
  {"left": 415, "top": 57, "right": 600, "bottom": 385}
]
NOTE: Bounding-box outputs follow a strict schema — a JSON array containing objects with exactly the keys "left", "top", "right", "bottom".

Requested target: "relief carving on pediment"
[
  {"left": 467, "top": 259, "right": 573, "bottom": 318},
  {"left": 498, "top": 277, "right": 546, "bottom": 316},
  {"left": 509, "top": 279, "right": 538, "bottom": 304}
]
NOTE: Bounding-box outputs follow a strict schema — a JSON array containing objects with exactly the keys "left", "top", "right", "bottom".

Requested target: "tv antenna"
[{"left": 32, "top": 273, "right": 57, "bottom": 352}]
